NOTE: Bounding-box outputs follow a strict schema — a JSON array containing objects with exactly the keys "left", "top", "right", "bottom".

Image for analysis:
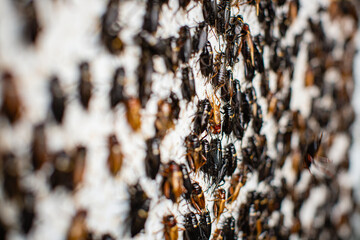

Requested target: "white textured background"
[{"left": 0, "top": 0, "right": 358, "bottom": 239}]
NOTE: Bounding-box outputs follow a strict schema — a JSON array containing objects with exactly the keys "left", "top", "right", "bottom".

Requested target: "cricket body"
[
  {"left": 303, "top": 132, "right": 331, "bottom": 174},
  {"left": 213, "top": 188, "right": 226, "bottom": 223},
  {"left": 163, "top": 215, "right": 178, "bottom": 240},
  {"left": 161, "top": 161, "right": 184, "bottom": 203},
  {"left": 107, "top": 134, "right": 123, "bottom": 176},
  {"left": 190, "top": 182, "right": 206, "bottom": 212}
]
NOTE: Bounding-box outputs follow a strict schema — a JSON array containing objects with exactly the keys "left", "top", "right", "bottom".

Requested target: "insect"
[
  {"left": 207, "top": 138, "right": 223, "bottom": 187},
  {"left": 155, "top": 97, "right": 177, "bottom": 139},
  {"left": 216, "top": 0, "right": 231, "bottom": 35},
  {"left": 258, "top": 156, "right": 274, "bottom": 183},
  {"left": 143, "top": 0, "right": 161, "bottom": 34},
  {"left": 31, "top": 124, "right": 48, "bottom": 171},
  {"left": 253, "top": 43, "right": 264, "bottom": 74},
  {"left": 110, "top": 67, "right": 126, "bottom": 108},
  {"left": 169, "top": 92, "right": 180, "bottom": 120},
  {"left": 125, "top": 97, "right": 142, "bottom": 131},
  {"left": 50, "top": 146, "right": 86, "bottom": 191},
  {"left": 13, "top": 0, "right": 41, "bottom": 44},
  {"left": 183, "top": 212, "right": 201, "bottom": 240},
  {"left": 292, "top": 33, "right": 303, "bottom": 56},
  {"left": 241, "top": 39, "right": 255, "bottom": 81},
  {"left": 190, "top": 182, "right": 206, "bottom": 213},
  {"left": 107, "top": 134, "right": 123, "bottom": 176},
  {"left": 177, "top": 26, "right": 192, "bottom": 64},
  {"left": 248, "top": 204, "right": 259, "bottom": 237},
  {"left": 269, "top": 39, "right": 283, "bottom": 72},
  {"left": 19, "top": 191, "right": 36, "bottom": 235},
  {"left": 223, "top": 217, "right": 236, "bottom": 240},
  {"left": 220, "top": 70, "right": 233, "bottom": 103},
  {"left": 101, "top": 0, "right": 124, "bottom": 54},
  {"left": 128, "top": 183, "right": 151, "bottom": 237},
  {"left": 209, "top": 95, "right": 222, "bottom": 134},
  {"left": 200, "top": 139, "right": 211, "bottom": 178},
  {"left": 180, "top": 164, "right": 193, "bottom": 200},
  {"left": 145, "top": 137, "right": 161, "bottom": 179},
  {"left": 199, "top": 211, "right": 212, "bottom": 239},
  {"left": 221, "top": 103, "right": 235, "bottom": 136},
  {"left": 213, "top": 188, "right": 226, "bottom": 223},
  {"left": 161, "top": 161, "right": 184, "bottom": 203},
  {"left": 240, "top": 24, "right": 255, "bottom": 67},
  {"left": 163, "top": 214, "right": 178, "bottom": 240},
  {"left": 67, "top": 210, "right": 88, "bottom": 240},
  {"left": 211, "top": 52, "right": 227, "bottom": 88},
  {"left": 224, "top": 143, "right": 237, "bottom": 176},
  {"left": 239, "top": 91, "right": 251, "bottom": 129},
  {"left": 50, "top": 150, "right": 72, "bottom": 190},
  {"left": 201, "top": 138, "right": 219, "bottom": 185},
  {"left": 279, "top": 13, "right": 289, "bottom": 37},
  {"left": 1, "top": 72, "right": 23, "bottom": 124},
  {"left": 72, "top": 146, "right": 87, "bottom": 190},
  {"left": 138, "top": 46, "right": 153, "bottom": 108},
  {"left": 213, "top": 147, "right": 228, "bottom": 190},
  {"left": 227, "top": 171, "right": 247, "bottom": 204},
  {"left": 303, "top": 133, "right": 331, "bottom": 175},
  {"left": 100, "top": 2, "right": 124, "bottom": 50},
  {"left": 237, "top": 203, "right": 250, "bottom": 237},
  {"left": 233, "top": 114, "right": 245, "bottom": 141},
  {"left": 2, "top": 152, "right": 21, "bottom": 199},
  {"left": 193, "top": 99, "right": 212, "bottom": 135},
  {"left": 78, "top": 62, "right": 93, "bottom": 110},
  {"left": 288, "top": 0, "right": 300, "bottom": 25},
  {"left": 225, "top": 26, "right": 240, "bottom": 68},
  {"left": 192, "top": 21, "right": 208, "bottom": 53},
  {"left": 181, "top": 66, "right": 196, "bottom": 102},
  {"left": 212, "top": 228, "right": 225, "bottom": 240},
  {"left": 199, "top": 41, "right": 214, "bottom": 78},
  {"left": 252, "top": 103, "right": 263, "bottom": 134},
  {"left": 202, "top": 0, "right": 217, "bottom": 27},
  {"left": 185, "top": 134, "right": 205, "bottom": 173},
  {"left": 50, "top": 76, "right": 66, "bottom": 124}
]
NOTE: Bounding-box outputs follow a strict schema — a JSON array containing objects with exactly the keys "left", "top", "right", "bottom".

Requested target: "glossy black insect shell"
[
  {"left": 129, "top": 183, "right": 151, "bottom": 237},
  {"left": 110, "top": 67, "right": 126, "bottom": 108},
  {"left": 178, "top": 26, "right": 192, "bottom": 63},
  {"left": 194, "top": 99, "right": 212, "bottom": 135},
  {"left": 2, "top": 152, "right": 21, "bottom": 199},
  {"left": 20, "top": 192, "right": 35, "bottom": 234},
  {"left": 202, "top": 0, "right": 216, "bottom": 27},
  {"left": 192, "top": 22, "right": 208, "bottom": 53},
  {"left": 138, "top": 49, "right": 153, "bottom": 108},
  {"left": 50, "top": 151, "right": 74, "bottom": 190},
  {"left": 78, "top": 62, "right": 92, "bottom": 110},
  {"left": 222, "top": 103, "right": 234, "bottom": 136},
  {"left": 199, "top": 211, "right": 212, "bottom": 239},
  {"left": 200, "top": 139, "right": 211, "bottom": 176},
  {"left": 199, "top": 42, "right": 213, "bottom": 78},
  {"left": 225, "top": 143, "right": 237, "bottom": 176},
  {"left": 220, "top": 70, "right": 233, "bottom": 102},
  {"left": 223, "top": 217, "right": 236, "bottom": 240},
  {"left": 181, "top": 66, "right": 196, "bottom": 102},
  {"left": 145, "top": 137, "right": 161, "bottom": 179},
  {"left": 180, "top": 164, "right": 193, "bottom": 200},
  {"left": 50, "top": 76, "right": 66, "bottom": 124},
  {"left": 14, "top": 0, "right": 41, "bottom": 44},
  {"left": 143, "top": 0, "right": 161, "bottom": 34},
  {"left": 184, "top": 212, "right": 201, "bottom": 240},
  {"left": 169, "top": 92, "right": 180, "bottom": 120}
]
